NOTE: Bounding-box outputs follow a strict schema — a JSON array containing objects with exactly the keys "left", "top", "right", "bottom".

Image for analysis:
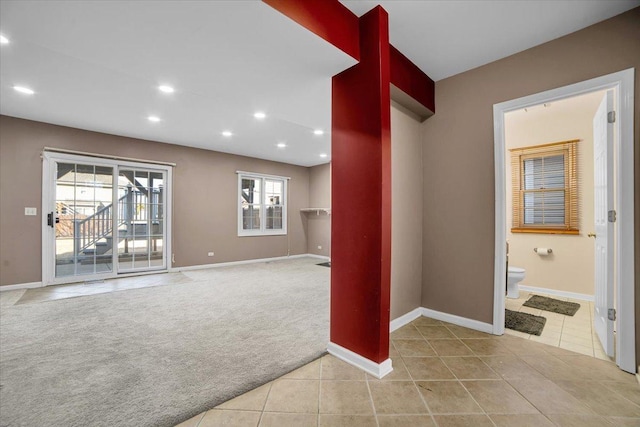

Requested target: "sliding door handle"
[{"left": 47, "top": 212, "right": 59, "bottom": 228}]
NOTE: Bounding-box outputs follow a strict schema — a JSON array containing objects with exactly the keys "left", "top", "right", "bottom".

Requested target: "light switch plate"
[{"left": 25, "top": 207, "right": 37, "bottom": 216}]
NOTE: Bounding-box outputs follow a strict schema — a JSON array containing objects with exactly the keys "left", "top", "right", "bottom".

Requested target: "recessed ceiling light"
[
  {"left": 13, "top": 85, "right": 34, "bottom": 95},
  {"left": 276, "top": 142, "right": 287, "bottom": 148},
  {"left": 222, "top": 130, "right": 233, "bottom": 137},
  {"left": 158, "top": 85, "right": 175, "bottom": 93},
  {"left": 147, "top": 115, "right": 161, "bottom": 122},
  {"left": 313, "top": 129, "right": 324, "bottom": 135},
  {"left": 0, "top": 35, "right": 9, "bottom": 45},
  {"left": 253, "top": 112, "right": 266, "bottom": 120},
  {"left": 319, "top": 153, "right": 328, "bottom": 158}
]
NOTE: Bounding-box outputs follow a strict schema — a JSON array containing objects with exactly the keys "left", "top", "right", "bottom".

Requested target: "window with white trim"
[{"left": 238, "top": 172, "right": 287, "bottom": 236}]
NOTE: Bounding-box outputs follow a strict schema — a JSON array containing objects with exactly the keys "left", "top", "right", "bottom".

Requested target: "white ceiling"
[
  {"left": 1, "top": 1, "right": 637, "bottom": 167},
  {"left": 505, "top": 90, "right": 607, "bottom": 131},
  {"left": 0, "top": 1, "right": 355, "bottom": 166},
  {"left": 342, "top": 0, "right": 639, "bottom": 82}
]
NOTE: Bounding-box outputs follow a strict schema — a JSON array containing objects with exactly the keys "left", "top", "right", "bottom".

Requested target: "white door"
[{"left": 593, "top": 90, "right": 614, "bottom": 357}]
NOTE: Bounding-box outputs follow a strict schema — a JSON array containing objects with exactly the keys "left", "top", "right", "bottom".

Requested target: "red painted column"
[{"left": 331, "top": 6, "right": 391, "bottom": 364}]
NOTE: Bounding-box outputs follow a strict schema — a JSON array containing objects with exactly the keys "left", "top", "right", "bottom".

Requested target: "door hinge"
[
  {"left": 608, "top": 210, "right": 617, "bottom": 223},
  {"left": 608, "top": 308, "right": 616, "bottom": 321},
  {"left": 607, "top": 111, "right": 616, "bottom": 123}
]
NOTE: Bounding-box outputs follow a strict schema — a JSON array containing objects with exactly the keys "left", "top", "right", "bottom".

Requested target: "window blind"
[{"left": 510, "top": 139, "right": 579, "bottom": 234}]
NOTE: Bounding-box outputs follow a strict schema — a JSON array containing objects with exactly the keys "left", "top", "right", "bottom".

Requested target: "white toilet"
[{"left": 507, "top": 266, "right": 526, "bottom": 299}]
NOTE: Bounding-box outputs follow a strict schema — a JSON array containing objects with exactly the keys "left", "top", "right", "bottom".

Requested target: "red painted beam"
[
  {"left": 331, "top": 6, "right": 391, "bottom": 364},
  {"left": 264, "top": 0, "right": 434, "bottom": 118},
  {"left": 390, "top": 44, "right": 435, "bottom": 117},
  {"left": 262, "top": 0, "right": 360, "bottom": 60}
]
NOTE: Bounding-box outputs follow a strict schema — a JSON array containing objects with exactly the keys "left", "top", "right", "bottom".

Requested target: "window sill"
[
  {"left": 238, "top": 231, "right": 287, "bottom": 237},
  {"left": 511, "top": 228, "right": 579, "bottom": 235}
]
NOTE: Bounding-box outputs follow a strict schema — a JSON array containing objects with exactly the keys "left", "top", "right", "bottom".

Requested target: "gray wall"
[
  {"left": 0, "top": 116, "right": 310, "bottom": 286},
  {"left": 391, "top": 105, "right": 423, "bottom": 320},
  {"left": 306, "top": 163, "right": 331, "bottom": 257},
  {"left": 421, "top": 8, "right": 639, "bottom": 361}
]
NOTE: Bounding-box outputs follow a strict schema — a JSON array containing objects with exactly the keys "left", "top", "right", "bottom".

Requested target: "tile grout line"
[
  {"left": 602, "top": 382, "right": 640, "bottom": 410},
  {"left": 443, "top": 328, "right": 501, "bottom": 426},
  {"left": 497, "top": 372, "right": 557, "bottom": 424},
  {"left": 456, "top": 375, "right": 496, "bottom": 426},
  {"left": 396, "top": 333, "right": 436, "bottom": 424},
  {"left": 409, "top": 321, "right": 500, "bottom": 425},
  {"left": 192, "top": 411, "right": 206, "bottom": 427},
  {"left": 363, "top": 371, "right": 379, "bottom": 427},
  {"left": 396, "top": 327, "right": 438, "bottom": 425},
  {"left": 410, "top": 369, "right": 437, "bottom": 426},
  {"left": 256, "top": 381, "right": 273, "bottom": 427}
]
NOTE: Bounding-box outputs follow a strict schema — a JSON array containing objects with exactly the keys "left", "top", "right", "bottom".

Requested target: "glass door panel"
[
  {"left": 55, "top": 162, "right": 114, "bottom": 278},
  {"left": 149, "top": 171, "right": 165, "bottom": 268},
  {"left": 117, "top": 168, "right": 166, "bottom": 272}
]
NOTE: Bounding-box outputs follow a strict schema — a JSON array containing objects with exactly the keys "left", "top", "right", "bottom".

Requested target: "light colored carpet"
[{"left": 0, "top": 257, "right": 329, "bottom": 427}]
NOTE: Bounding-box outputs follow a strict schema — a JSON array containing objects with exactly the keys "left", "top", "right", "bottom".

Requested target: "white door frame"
[
  {"left": 492, "top": 68, "right": 635, "bottom": 373},
  {"left": 42, "top": 151, "right": 173, "bottom": 286}
]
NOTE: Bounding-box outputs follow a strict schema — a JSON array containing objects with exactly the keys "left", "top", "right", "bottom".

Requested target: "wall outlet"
[
  {"left": 25, "top": 207, "right": 37, "bottom": 216},
  {"left": 207, "top": 252, "right": 215, "bottom": 257},
  {"left": 317, "top": 245, "right": 322, "bottom": 250}
]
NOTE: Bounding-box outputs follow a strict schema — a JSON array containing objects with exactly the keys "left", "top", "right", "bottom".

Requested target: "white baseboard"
[
  {"left": 0, "top": 281, "right": 43, "bottom": 292},
  {"left": 390, "top": 307, "right": 422, "bottom": 332},
  {"left": 327, "top": 342, "right": 393, "bottom": 379},
  {"left": 170, "top": 253, "right": 328, "bottom": 273},
  {"left": 519, "top": 285, "right": 594, "bottom": 302},
  {"left": 333, "top": 306, "right": 493, "bottom": 378},
  {"left": 305, "top": 254, "right": 331, "bottom": 261},
  {"left": 421, "top": 308, "right": 494, "bottom": 334}
]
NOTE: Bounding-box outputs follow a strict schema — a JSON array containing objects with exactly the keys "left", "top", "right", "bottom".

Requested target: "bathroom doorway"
[
  {"left": 504, "top": 91, "right": 605, "bottom": 357},
  {"left": 492, "top": 69, "right": 635, "bottom": 374}
]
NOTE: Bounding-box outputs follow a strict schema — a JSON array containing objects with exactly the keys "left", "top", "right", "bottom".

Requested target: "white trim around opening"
[
  {"left": 42, "top": 151, "right": 173, "bottom": 287},
  {"left": 492, "top": 68, "right": 635, "bottom": 373}
]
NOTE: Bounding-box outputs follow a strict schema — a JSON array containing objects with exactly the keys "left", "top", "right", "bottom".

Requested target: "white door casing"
[
  {"left": 593, "top": 90, "right": 615, "bottom": 357},
  {"left": 42, "top": 150, "right": 173, "bottom": 286},
  {"left": 492, "top": 68, "right": 635, "bottom": 373}
]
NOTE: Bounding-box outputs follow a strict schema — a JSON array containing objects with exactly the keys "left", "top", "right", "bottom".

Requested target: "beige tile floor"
[
  {"left": 176, "top": 317, "right": 640, "bottom": 427},
  {"left": 505, "top": 291, "right": 610, "bottom": 360}
]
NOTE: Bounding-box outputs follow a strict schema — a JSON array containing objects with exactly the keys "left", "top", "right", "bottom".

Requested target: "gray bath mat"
[
  {"left": 523, "top": 295, "right": 580, "bottom": 316},
  {"left": 505, "top": 309, "right": 546, "bottom": 336}
]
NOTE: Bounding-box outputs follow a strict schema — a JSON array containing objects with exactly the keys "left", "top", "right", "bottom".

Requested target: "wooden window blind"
[{"left": 510, "top": 139, "right": 579, "bottom": 234}]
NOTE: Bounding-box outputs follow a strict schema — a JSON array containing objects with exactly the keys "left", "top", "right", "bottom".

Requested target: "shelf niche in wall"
[{"left": 300, "top": 208, "right": 331, "bottom": 215}]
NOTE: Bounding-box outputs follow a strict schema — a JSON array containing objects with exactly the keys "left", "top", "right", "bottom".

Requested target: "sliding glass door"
[{"left": 43, "top": 152, "right": 171, "bottom": 285}]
